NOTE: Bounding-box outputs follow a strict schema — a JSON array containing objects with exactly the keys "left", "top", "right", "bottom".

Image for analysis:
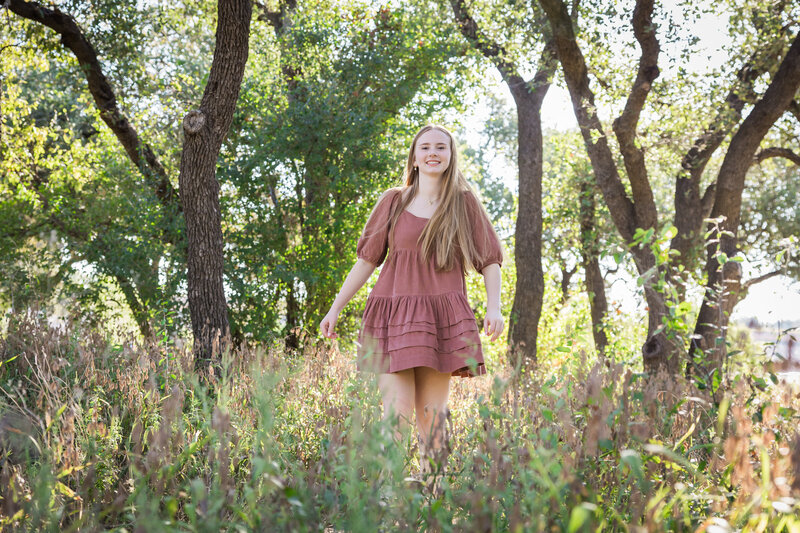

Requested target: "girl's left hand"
[{"left": 483, "top": 309, "right": 505, "bottom": 342}]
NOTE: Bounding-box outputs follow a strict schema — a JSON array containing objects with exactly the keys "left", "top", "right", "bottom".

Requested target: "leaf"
[
  {"left": 642, "top": 444, "right": 700, "bottom": 477},
  {"left": 46, "top": 404, "right": 68, "bottom": 432},
  {"left": 56, "top": 481, "right": 77, "bottom": 499},
  {"left": 637, "top": 265, "right": 657, "bottom": 286},
  {"left": 567, "top": 502, "right": 597, "bottom": 532},
  {"left": 660, "top": 224, "right": 677, "bottom": 240},
  {"left": 620, "top": 449, "right": 645, "bottom": 485},
  {"left": 0, "top": 355, "right": 19, "bottom": 370}
]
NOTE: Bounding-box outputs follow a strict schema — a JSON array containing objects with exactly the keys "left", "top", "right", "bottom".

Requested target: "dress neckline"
[{"left": 403, "top": 209, "right": 432, "bottom": 221}]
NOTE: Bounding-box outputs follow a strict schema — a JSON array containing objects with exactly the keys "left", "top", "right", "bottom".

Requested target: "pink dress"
[{"left": 356, "top": 188, "right": 503, "bottom": 377}]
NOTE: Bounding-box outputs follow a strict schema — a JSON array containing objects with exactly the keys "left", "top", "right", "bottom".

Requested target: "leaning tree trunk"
[
  {"left": 8, "top": 0, "right": 183, "bottom": 334},
  {"left": 179, "top": 0, "right": 252, "bottom": 369},
  {"left": 692, "top": 33, "right": 800, "bottom": 376},
  {"left": 540, "top": 0, "right": 681, "bottom": 373}
]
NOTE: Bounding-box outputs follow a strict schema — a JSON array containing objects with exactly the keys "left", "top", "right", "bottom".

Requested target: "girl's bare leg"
[
  {"left": 413, "top": 366, "right": 451, "bottom": 450},
  {"left": 378, "top": 369, "right": 415, "bottom": 438},
  {"left": 413, "top": 366, "right": 451, "bottom": 493}
]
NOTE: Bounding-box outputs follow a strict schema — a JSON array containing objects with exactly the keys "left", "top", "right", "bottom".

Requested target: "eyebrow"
[{"left": 418, "top": 142, "right": 448, "bottom": 146}]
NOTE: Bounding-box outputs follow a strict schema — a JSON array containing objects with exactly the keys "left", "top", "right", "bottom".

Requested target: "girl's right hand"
[{"left": 320, "top": 310, "right": 339, "bottom": 339}]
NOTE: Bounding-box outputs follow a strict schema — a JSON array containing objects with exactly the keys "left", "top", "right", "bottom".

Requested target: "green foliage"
[
  {"left": 1, "top": 0, "right": 471, "bottom": 343},
  {"left": 740, "top": 144, "right": 800, "bottom": 280},
  {"left": 0, "top": 2, "right": 215, "bottom": 336},
  {"left": 541, "top": 130, "right": 619, "bottom": 289},
  {"left": 219, "top": 0, "right": 470, "bottom": 342}
]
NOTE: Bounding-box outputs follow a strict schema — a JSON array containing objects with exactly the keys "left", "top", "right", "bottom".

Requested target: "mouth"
[{"left": 425, "top": 160, "right": 441, "bottom": 166}]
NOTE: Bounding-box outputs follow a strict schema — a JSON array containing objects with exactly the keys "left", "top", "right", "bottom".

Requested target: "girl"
[{"left": 319, "top": 124, "right": 504, "bottom": 478}]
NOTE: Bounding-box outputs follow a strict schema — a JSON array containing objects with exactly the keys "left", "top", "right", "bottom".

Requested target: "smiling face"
[{"left": 412, "top": 128, "right": 452, "bottom": 176}]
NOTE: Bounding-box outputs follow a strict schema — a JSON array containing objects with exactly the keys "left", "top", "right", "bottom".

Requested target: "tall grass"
[{"left": 1, "top": 311, "right": 799, "bottom": 532}]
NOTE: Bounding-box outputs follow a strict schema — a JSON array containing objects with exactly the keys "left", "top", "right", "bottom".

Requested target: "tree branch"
[
  {"left": 255, "top": 0, "right": 302, "bottom": 101},
  {"left": 612, "top": 0, "right": 659, "bottom": 230},
  {"left": 700, "top": 181, "right": 715, "bottom": 218},
  {"left": 450, "top": 0, "right": 556, "bottom": 106},
  {"left": 449, "top": 0, "right": 527, "bottom": 93},
  {"left": 529, "top": 39, "right": 558, "bottom": 107},
  {"left": 742, "top": 269, "right": 784, "bottom": 291},
  {"left": 693, "top": 32, "right": 800, "bottom": 359},
  {"left": 671, "top": 46, "right": 780, "bottom": 263},
  {"left": 253, "top": 0, "right": 295, "bottom": 33},
  {"left": 710, "top": 33, "right": 800, "bottom": 234},
  {"left": 539, "top": 0, "right": 637, "bottom": 242},
  {"left": 678, "top": 59, "right": 763, "bottom": 184},
  {"left": 727, "top": 268, "right": 786, "bottom": 306},
  {"left": 755, "top": 146, "right": 800, "bottom": 166},
  {"left": 253, "top": 1, "right": 281, "bottom": 28},
  {"left": 7, "top": 0, "right": 180, "bottom": 215}
]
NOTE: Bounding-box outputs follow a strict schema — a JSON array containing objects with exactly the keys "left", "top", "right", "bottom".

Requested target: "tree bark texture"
[
  {"left": 538, "top": 0, "right": 637, "bottom": 242},
  {"left": 579, "top": 179, "right": 608, "bottom": 355},
  {"left": 692, "top": 33, "right": 800, "bottom": 374},
  {"left": 756, "top": 147, "right": 800, "bottom": 166},
  {"left": 115, "top": 274, "right": 155, "bottom": 339},
  {"left": 611, "top": 0, "right": 659, "bottom": 232},
  {"left": 509, "top": 90, "right": 548, "bottom": 361},
  {"left": 540, "top": 0, "right": 677, "bottom": 373},
  {"left": 450, "top": 0, "right": 555, "bottom": 361},
  {"left": 179, "top": 0, "right": 252, "bottom": 367},
  {"left": 558, "top": 264, "right": 577, "bottom": 306}
]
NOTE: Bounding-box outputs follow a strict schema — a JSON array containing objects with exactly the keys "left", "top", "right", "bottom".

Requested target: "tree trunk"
[
  {"left": 540, "top": 0, "right": 678, "bottom": 373},
  {"left": 285, "top": 283, "right": 300, "bottom": 350},
  {"left": 558, "top": 263, "right": 577, "bottom": 306},
  {"left": 579, "top": 179, "right": 608, "bottom": 355},
  {"left": 115, "top": 274, "right": 154, "bottom": 339},
  {"left": 449, "top": 0, "right": 555, "bottom": 362},
  {"left": 509, "top": 89, "right": 548, "bottom": 360},
  {"left": 179, "top": 0, "right": 252, "bottom": 369},
  {"left": 8, "top": 0, "right": 185, "bottom": 334},
  {"left": 691, "top": 33, "right": 800, "bottom": 375},
  {"left": 670, "top": 53, "right": 769, "bottom": 274}
]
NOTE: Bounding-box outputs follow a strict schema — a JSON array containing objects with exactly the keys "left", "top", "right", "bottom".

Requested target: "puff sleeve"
[
  {"left": 356, "top": 189, "right": 400, "bottom": 267},
  {"left": 464, "top": 190, "right": 504, "bottom": 272}
]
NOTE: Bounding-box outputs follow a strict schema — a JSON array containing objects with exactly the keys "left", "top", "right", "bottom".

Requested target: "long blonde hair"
[{"left": 387, "top": 124, "right": 495, "bottom": 272}]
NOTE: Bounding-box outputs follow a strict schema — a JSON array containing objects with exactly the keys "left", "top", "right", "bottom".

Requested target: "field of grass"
[{"left": 1, "top": 311, "right": 800, "bottom": 532}]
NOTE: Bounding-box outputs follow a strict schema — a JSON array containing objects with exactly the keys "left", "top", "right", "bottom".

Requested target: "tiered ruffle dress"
[{"left": 356, "top": 188, "right": 503, "bottom": 377}]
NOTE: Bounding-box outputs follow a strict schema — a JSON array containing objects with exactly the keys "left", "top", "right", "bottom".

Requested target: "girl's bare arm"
[
  {"left": 481, "top": 263, "right": 504, "bottom": 341},
  {"left": 320, "top": 259, "right": 377, "bottom": 338}
]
